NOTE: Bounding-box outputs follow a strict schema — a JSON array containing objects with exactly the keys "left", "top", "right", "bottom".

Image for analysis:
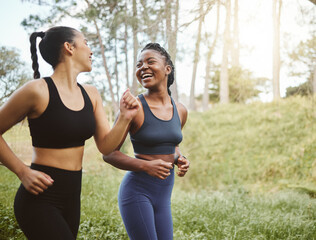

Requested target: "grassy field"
[{"left": 0, "top": 96, "right": 316, "bottom": 239}]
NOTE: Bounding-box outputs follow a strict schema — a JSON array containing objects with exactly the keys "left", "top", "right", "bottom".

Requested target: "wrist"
[
  {"left": 139, "top": 160, "right": 149, "bottom": 172},
  {"left": 16, "top": 164, "right": 29, "bottom": 180},
  {"left": 118, "top": 112, "right": 132, "bottom": 124}
]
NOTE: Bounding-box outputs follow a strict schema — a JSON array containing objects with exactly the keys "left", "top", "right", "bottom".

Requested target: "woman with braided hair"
[
  {"left": 0, "top": 26, "right": 140, "bottom": 239},
  {"left": 103, "top": 43, "right": 190, "bottom": 240}
]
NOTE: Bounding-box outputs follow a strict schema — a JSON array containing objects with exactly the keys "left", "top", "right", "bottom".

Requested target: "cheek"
[{"left": 135, "top": 69, "right": 141, "bottom": 79}]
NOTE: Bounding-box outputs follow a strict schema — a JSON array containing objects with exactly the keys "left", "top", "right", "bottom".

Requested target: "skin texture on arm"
[
  {"left": 174, "top": 102, "right": 190, "bottom": 177},
  {"left": 0, "top": 80, "right": 54, "bottom": 195},
  {"left": 103, "top": 100, "right": 188, "bottom": 179},
  {"left": 102, "top": 109, "right": 173, "bottom": 180},
  {"left": 87, "top": 85, "right": 140, "bottom": 156}
]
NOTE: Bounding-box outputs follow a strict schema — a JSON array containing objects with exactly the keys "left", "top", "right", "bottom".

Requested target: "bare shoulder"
[
  {"left": 175, "top": 102, "right": 187, "bottom": 114},
  {"left": 80, "top": 84, "right": 100, "bottom": 106},
  {"left": 0, "top": 78, "right": 48, "bottom": 132},
  {"left": 81, "top": 84, "right": 103, "bottom": 110},
  {"left": 11, "top": 78, "right": 47, "bottom": 103},
  {"left": 175, "top": 101, "right": 188, "bottom": 127},
  {"left": 81, "top": 84, "right": 99, "bottom": 97}
]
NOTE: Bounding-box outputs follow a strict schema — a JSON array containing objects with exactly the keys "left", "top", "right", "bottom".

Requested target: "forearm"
[
  {"left": 96, "top": 114, "right": 131, "bottom": 156},
  {"left": 0, "top": 135, "right": 28, "bottom": 179},
  {"left": 103, "top": 150, "right": 148, "bottom": 172}
]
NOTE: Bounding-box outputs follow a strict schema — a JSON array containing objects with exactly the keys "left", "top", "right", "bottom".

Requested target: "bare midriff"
[
  {"left": 32, "top": 146, "right": 84, "bottom": 171},
  {"left": 135, "top": 153, "right": 176, "bottom": 164}
]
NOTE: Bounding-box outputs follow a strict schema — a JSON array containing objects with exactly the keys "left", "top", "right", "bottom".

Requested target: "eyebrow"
[{"left": 138, "top": 57, "right": 157, "bottom": 63}]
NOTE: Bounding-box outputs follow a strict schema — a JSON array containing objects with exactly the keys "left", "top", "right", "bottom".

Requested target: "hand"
[
  {"left": 143, "top": 159, "right": 173, "bottom": 180},
  {"left": 119, "top": 89, "right": 140, "bottom": 121},
  {"left": 176, "top": 156, "right": 190, "bottom": 177},
  {"left": 18, "top": 167, "right": 54, "bottom": 195}
]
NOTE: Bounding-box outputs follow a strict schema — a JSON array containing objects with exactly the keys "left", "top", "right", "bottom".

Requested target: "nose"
[{"left": 140, "top": 62, "right": 149, "bottom": 70}]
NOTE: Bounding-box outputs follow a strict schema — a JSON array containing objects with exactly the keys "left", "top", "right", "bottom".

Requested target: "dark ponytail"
[
  {"left": 29, "top": 26, "right": 78, "bottom": 79},
  {"left": 30, "top": 32, "right": 45, "bottom": 79},
  {"left": 141, "top": 43, "right": 175, "bottom": 96}
]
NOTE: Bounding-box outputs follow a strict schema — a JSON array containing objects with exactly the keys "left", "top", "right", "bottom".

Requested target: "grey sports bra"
[{"left": 130, "top": 94, "right": 183, "bottom": 155}]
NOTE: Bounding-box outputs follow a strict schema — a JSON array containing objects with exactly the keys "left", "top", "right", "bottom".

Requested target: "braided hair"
[
  {"left": 29, "top": 26, "right": 78, "bottom": 79},
  {"left": 141, "top": 43, "right": 175, "bottom": 96}
]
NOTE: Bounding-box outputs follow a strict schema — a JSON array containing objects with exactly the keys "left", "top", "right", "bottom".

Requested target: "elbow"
[
  {"left": 102, "top": 150, "right": 119, "bottom": 163},
  {"left": 102, "top": 154, "right": 110, "bottom": 163}
]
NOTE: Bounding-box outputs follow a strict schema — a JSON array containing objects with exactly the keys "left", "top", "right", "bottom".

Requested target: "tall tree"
[
  {"left": 272, "top": 0, "right": 282, "bottom": 100},
  {"left": 85, "top": 0, "right": 119, "bottom": 112},
  {"left": 190, "top": 0, "right": 204, "bottom": 110},
  {"left": 124, "top": 0, "right": 130, "bottom": 89},
  {"left": 207, "top": 65, "right": 268, "bottom": 103},
  {"left": 231, "top": 0, "right": 240, "bottom": 67},
  {"left": 203, "top": 0, "right": 220, "bottom": 111},
  {"left": 220, "top": 0, "right": 231, "bottom": 104},
  {"left": 165, "top": 0, "right": 179, "bottom": 101},
  {"left": 131, "top": 0, "right": 139, "bottom": 95}
]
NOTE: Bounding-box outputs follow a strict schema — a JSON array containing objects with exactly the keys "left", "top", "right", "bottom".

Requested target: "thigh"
[
  {"left": 118, "top": 174, "right": 158, "bottom": 240},
  {"left": 14, "top": 184, "right": 75, "bottom": 240},
  {"left": 119, "top": 194, "right": 158, "bottom": 240},
  {"left": 153, "top": 182, "right": 174, "bottom": 240},
  {"left": 64, "top": 191, "right": 81, "bottom": 238},
  {"left": 154, "top": 204, "right": 173, "bottom": 240}
]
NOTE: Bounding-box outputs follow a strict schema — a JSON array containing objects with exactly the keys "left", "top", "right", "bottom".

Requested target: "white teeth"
[{"left": 142, "top": 74, "right": 152, "bottom": 79}]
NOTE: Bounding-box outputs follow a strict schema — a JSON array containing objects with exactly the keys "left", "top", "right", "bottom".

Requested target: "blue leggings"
[{"left": 118, "top": 168, "right": 174, "bottom": 240}]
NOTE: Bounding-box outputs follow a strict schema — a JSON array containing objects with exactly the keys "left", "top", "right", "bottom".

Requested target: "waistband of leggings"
[
  {"left": 128, "top": 168, "right": 174, "bottom": 186},
  {"left": 30, "top": 163, "right": 82, "bottom": 192}
]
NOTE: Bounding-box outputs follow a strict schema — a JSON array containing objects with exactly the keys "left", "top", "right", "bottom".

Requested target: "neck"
[
  {"left": 50, "top": 62, "right": 80, "bottom": 90},
  {"left": 146, "top": 90, "right": 170, "bottom": 105}
]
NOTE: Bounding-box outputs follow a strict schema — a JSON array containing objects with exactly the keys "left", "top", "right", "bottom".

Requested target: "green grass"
[
  {"left": 180, "top": 96, "right": 316, "bottom": 192},
  {"left": 1, "top": 96, "right": 316, "bottom": 239}
]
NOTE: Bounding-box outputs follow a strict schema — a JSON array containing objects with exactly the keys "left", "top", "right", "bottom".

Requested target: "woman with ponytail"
[
  {"left": 0, "top": 26, "right": 140, "bottom": 239},
  {"left": 103, "top": 43, "right": 190, "bottom": 240}
]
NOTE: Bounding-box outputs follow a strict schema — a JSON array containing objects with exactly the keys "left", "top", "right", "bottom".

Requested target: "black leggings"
[{"left": 14, "top": 163, "right": 82, "bottom": 240}]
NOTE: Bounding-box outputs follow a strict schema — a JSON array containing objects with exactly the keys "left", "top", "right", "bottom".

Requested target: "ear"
[
  {"left": 165, "top": 65, "right": 172, "bottom": 75},
  {"left": 64, "top": 42, "right": 74, "bottom": 55}
]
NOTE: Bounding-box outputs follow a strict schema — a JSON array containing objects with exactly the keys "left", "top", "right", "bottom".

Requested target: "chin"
[{"left": 83, "top": 66, "right": 92, "bottom": 72}]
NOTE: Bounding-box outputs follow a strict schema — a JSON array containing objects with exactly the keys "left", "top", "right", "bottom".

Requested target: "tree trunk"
[
  {"left": 124, "top": 0, "right": 130, "bottom": 89},
  {"left": 165, "top": 0, "right": 179, "bottom": 101},
  {"left": 85, "top": 0, "right": 118, "bottom": 111},
  {"left": 232, "top": 0, "right": 239, "bottom": 67},
  {"left": 114, "top": 37, "right": 120, "bottom": 103},
  {"left": 203, "top": 0, "right": 220, "bottom": 111},
  {"left": 220, "top": 0, "right": 231, "bottom": 104},
  {"left": 190, "top": 0, "right": 204, "bottom": 110},
  {"left": 131, "top": 0, "right": 139, "bottom": 95},
  {"left": 313, "top": 64, "right": 316, "bottom": 94},
  {"left": 272, "top": 0, "right": 282, "bottom": 100},
  {"left": 93, "top": 18, "right": 118, "bottom": 112}
]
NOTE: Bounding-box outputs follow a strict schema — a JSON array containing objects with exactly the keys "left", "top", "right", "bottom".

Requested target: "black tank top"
[
  {"left": 130, "top": 94, "right": 183, "bottom": 155},
  {"left": 28, "top": 77, "right": 96, "bottom": 148}
]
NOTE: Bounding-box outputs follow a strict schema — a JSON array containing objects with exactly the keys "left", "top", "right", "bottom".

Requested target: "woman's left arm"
[
  {"left": 175, "top": 102, "right": 190, "bottom": 177},
  {"left": 87, "top": 85, "right": 139, "bottom": 155}
]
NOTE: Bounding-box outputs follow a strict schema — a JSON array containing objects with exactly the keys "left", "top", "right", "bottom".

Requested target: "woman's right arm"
[
  {"left": 102, "top": 113, "right": 173, "bottom": 180},
  {"left": 0, "top": 81, "right": 53, "bottom": 194},
  {"left": 103, "top": 151, "right": 172, "bottom": 179}
]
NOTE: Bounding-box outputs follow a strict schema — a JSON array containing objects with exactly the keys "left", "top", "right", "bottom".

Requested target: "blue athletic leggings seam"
[{"left": 136, "top": 181, "right": 155, "bottom": 240}]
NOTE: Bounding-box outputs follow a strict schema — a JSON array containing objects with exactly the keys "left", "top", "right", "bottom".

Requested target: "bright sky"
[{"left": 0, "top": 0, "right": 315, "bottom": 102}]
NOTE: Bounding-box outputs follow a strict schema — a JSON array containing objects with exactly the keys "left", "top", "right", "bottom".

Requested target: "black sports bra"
[{"left": 28, "top": 77, "right": 96, "bottom": 148}]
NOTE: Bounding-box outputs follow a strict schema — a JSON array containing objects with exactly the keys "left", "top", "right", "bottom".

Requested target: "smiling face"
[
  {"left": 136, "top": 49, "right": 171, "bottom": 91},
  {"left": 71, "top": 32, "right": 93, "bottom": 72}
]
